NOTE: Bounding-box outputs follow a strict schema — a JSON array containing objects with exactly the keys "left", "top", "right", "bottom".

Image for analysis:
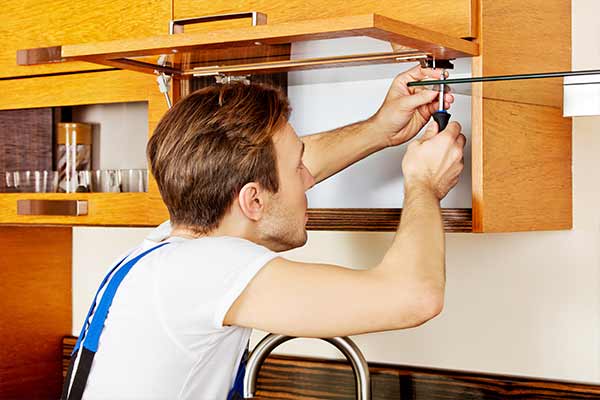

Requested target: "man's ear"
[{"left": 238, "top": 182, "right": 265, "bottom": 221}]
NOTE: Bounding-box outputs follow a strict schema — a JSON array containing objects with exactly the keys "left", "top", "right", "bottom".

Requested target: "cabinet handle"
[
  {"left": 17, "top": 200, "right": 88, "bottom": 216},
  {"left": 169, "top": 11, "right": 267, "bottom": 34}
]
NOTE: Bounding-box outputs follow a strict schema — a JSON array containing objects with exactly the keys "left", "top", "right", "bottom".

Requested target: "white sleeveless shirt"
[{"left": 73, "top": 221, "right": 278, "bottom": 399}]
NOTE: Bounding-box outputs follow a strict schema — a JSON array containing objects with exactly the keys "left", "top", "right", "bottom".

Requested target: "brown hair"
[{"left": 147, "top": 82, "right": 291, "bottom": 234}]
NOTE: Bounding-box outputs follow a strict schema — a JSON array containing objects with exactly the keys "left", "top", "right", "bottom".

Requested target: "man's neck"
[{"left": 170, "top": 214, "right": 252, "bottom": 241}]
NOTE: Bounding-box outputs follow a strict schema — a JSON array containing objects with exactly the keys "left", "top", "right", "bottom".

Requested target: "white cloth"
[{"left": 73, "top": 220, "right": 278, "bottom": 400}]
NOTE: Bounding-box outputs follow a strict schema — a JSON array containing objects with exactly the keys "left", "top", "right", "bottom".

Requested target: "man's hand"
[
  {"left": 370, "top": 65, "right": 455, "bottom": 148},
  {"left": 401, "top": 121, "right": 466, "bottom": 200}
]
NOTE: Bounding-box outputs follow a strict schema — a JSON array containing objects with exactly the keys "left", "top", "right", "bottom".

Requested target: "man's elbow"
[{"left": 411, "top": 288, "right": 445, "bottom": 327}]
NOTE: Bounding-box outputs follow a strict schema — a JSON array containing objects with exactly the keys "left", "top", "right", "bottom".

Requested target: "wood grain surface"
[
  {"left": 60, "top": 14, "right": 478, "bottom": 65},
  {"left": 0, "top": 70, "right": 155, "bottom": 111},
  {"left": 474, "top": 0, "right": 571, "bottom": 108},
  {"left": 62, "top": 337, "right": 600, "bottom": 399},
  {"left": 472, "top": 99, "right": 572, "bottom": 232},
  {"left": 306, "top": 208, "right": 472, "bottom": 232},
  {"left": 471, "top": 0, "right": 572, "bottom": 232},
  {"left": 2, "top": 0, "right": 170, "bottom": 79},
  {"left": 173, "top": 0, "right": 477, "bottom": 39},
  {"left": 0, "top": 108, "right": 54, "bottom": 191},
  {"left": 0, "top": 227, "right": 71, "bottom": 399}
]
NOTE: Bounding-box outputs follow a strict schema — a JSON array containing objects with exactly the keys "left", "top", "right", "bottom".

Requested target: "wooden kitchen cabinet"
[
  {"left": 1, "top": 0, "right": 171, "bottom": 79},
  {"left": 6, "top": 0, "right": 573, "bottom": 232},
  {"left": 0, "top": 70, "right": 169, "bottom": 225}
]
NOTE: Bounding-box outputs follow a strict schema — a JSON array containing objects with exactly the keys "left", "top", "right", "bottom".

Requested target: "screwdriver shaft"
[{"left": 438, "top": 69, "right": 445, "bottom": 112}]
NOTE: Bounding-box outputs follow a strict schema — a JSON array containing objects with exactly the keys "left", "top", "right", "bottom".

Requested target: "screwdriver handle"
[{"left": 433, "top": 110, "right": 451, "bottom": 131}]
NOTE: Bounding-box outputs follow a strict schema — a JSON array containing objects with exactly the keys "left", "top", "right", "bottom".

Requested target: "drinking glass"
[
  {"left": 4, "top": 171, "right": 17, "bottom": 193},
  {"left": 91, "top": 169, "right": 121, "bottom": 192},
  {"left": 75, "top": 170, "right": 91, "bottom": 192},
  {"left": 14, "top": 171, "right": 34, "bottom": 193},
  {"left": 119, "top": 169, "right": 147, "bottom": 192}
]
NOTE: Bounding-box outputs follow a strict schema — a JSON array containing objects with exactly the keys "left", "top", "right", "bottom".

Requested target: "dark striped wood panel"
[
  {"left": 307, "top": 208, "right": 473, "bottom": 232},
  {"left": 0, "top": 107, "right": 54, "bottom": 192},
  {"left": 63, "top": 337, "right": 600, "bottom": 399}
]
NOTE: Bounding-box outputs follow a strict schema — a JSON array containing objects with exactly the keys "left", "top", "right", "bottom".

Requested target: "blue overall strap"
[
  {"left": 227, "top": 343, "right": 250, "bottom": 400},
  {"left": 72, "top": 253, "right": 130, "bottom": 356},
  {"left": 62, "top": 242, "right": 170, "bottom": 400},
  {"left": 61, "top": 252, "right": 131, "bottom": 400}
]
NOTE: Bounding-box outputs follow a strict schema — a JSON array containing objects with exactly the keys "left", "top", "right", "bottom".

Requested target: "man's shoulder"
[
  {"left": 145, "top": 220, "right": 173, "bottom": 242},
  {"left": 144, "top": 221, "right": 277, "bottom": 268}
]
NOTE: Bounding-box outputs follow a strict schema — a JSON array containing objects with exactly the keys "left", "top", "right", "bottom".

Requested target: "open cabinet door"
[{"left": 17, "top": 13, "right": 478, "bottom": 76}]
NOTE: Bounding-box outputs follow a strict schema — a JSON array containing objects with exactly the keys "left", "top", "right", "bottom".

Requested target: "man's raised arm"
[{"left": 224, "top": 121, "right": 466, "bottom": 338}]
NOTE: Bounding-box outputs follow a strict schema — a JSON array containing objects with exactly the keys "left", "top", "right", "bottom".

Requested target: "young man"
[{"left": 68, "top": 66, "right": 465, "bottom": 399}]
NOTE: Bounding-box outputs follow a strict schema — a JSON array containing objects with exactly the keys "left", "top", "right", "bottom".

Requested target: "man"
[{"left": 68, "top": 66, "right": 465, "bottom": 399}]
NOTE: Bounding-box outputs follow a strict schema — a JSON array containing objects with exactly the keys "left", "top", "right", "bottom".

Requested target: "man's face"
[{"left": 257, "top": 122, "right": 316, "bottom": 252}]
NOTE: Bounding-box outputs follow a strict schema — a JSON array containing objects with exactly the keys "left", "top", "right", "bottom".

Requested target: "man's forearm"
[
  {"left": 301, "top": 119, "right": 389, "bottom": 184},
  {"left": 379, "top": 181, "right": 445, "bottom": 293}
]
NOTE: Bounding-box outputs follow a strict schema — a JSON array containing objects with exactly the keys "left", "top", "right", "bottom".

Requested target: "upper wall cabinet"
[
  {"left": 2, "top": 0, "right": 171, "bottom": 78},
  {"left": 7, "top": 0, "right": 573, "bottom": 233},
  {"left": 0, "top": 70, "right": 170, "bottom": 225}
]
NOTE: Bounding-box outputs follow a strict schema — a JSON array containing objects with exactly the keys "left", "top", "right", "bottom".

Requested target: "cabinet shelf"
[
  {"left": 0, "top": 191, "right": 472, "bottom": 232},
  {"left": 0, "top": 185, "right": 166, "bottom": 226}
]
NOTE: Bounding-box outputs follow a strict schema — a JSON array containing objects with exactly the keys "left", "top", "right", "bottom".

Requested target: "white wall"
[
  {"left": 72, "top": 0, "right": 600, "bottom": 384},
  {"left": 72, "top": 101, "right": 148, "bottom": 170}
]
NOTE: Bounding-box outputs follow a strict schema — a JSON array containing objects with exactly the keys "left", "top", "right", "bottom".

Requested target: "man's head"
[{"left": 147, "top": 83, "right": 315, "bottom": 251}]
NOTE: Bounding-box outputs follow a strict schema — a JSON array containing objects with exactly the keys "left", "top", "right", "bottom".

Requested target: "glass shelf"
[{"left": 103, "top": 37, "right": 433, "bottom": 77}]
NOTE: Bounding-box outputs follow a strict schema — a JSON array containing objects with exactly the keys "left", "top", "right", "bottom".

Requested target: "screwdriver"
[{"left": 432, "top": 69, "right": 451, "bottom": 131}]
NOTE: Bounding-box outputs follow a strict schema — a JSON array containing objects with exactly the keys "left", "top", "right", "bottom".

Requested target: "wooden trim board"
[{"left": 306, "top": 208, "right": 472, "bottom": 232}]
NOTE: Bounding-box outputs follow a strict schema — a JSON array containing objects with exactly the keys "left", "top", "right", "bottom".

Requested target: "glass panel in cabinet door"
[{"left": 118, "top": 36, "right": 432, "bottom": 77}]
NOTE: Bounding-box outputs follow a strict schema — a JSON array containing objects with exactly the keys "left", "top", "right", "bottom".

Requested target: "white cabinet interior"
[
  {"left": 71, "top": 102, "right": 149, "bottom": 170},
  {"left": 286, "top": 39, "right": 472, "bottom": 209}
]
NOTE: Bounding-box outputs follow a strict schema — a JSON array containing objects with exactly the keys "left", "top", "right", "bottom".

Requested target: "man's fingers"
[
  {"left": 394, "top": 66, "right": 445, "bottom": 87},
  {"left": 399, "top": 89, "right": 439, "bottom": 111},
  {"left": 420, "top": 122, "right": 439, "bottom": 141},
  {"left": 456, "top": 133, "right": 467, "bottom": 148},
  {"left": 440, "top": 121, "right": 462, "bottom": 139},
  {"left": 396, "top": 65, "right": 427, "bottom": 85}
]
